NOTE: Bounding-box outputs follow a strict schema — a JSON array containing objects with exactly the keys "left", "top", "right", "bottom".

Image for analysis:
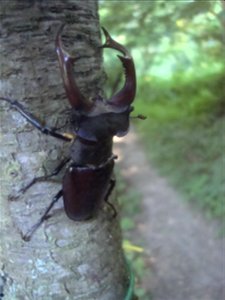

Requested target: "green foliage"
[
  {"left": 137, "top": 117, "right": 225, "bottom": 219},
  {"left": 115, "top": 167, "right": 141, "bottom": 231},
  {"left": 115, "top": 168, "right": 152, "bottom": 299},
  {"left": 101, "top": 2, "right": 225, "bottom": 298},
  {"left": 100, "top": 0, "right": 225, "bottom": 223},
  {"left": 126, "top": 252, "right": 152, "bottom": 300}
]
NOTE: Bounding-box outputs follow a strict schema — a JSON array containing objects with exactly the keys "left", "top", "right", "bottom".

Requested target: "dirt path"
[{"left": 114, "top": 128, "right": 225, "bottom": 300}]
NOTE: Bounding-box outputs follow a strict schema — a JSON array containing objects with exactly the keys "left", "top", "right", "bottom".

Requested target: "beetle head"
[{"left": 56, "top": 25, "right": 136, "bottom": 142}]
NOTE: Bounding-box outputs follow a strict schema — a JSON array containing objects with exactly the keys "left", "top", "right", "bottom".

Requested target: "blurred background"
[{"left": 99, "top": 1, "right": 224, "bottom": 299}]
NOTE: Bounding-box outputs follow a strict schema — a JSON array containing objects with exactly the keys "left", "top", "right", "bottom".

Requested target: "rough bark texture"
[{"left": 0, "top": 1, "right": 128, "bottom": 299}]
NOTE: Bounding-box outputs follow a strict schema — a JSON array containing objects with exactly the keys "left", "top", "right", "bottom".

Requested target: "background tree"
[{"left": 0, "top": 1, "right": 131, "bottom": 299}]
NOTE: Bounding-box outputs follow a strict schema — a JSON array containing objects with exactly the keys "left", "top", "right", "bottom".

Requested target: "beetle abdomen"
[{"left": 62, "top": 161, "right": 114, "bottom": 221}]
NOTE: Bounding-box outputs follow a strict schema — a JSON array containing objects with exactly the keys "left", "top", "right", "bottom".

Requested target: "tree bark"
[{"left": 0, "top": 1, "right": 129, "bottom": 299}]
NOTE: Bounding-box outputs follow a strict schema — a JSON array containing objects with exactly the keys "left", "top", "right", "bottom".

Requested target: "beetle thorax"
[{"left": 70, "top": 137, "right": 113, "bottom": 166}]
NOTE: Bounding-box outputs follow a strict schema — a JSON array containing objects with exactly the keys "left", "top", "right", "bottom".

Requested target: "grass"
[
  {"left": 134, "top": 70, "right": 225, "bottom": 225},
  {"left": 115, "top": 68, "right": 225, "bottom": 300},
  {"left": 116, "top": 168, "right": 153, "bottom": 300}
]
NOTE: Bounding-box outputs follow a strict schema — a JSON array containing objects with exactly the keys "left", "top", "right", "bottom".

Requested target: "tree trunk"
[{"left": 0, "top": 1, "right": 129, "bottom": 299}]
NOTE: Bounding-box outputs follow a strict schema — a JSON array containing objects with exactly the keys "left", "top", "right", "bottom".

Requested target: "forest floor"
[{"left": 114, "top": 127, "right": 225, "bottom": 300}]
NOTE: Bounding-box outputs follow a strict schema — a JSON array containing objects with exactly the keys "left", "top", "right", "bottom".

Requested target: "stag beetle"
[{"left": 1, "top": 26, "right": 144, "bottom": 241}]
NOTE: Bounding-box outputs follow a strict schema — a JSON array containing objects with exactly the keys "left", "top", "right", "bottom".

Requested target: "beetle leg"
[
  {"left": 22, "top": 157, "right": 70, "bottom": 194},
  {"left": 22, "top": 189, "right": 63, "bottom": 241},
  {"left": 0, "top": 97, "right": 75, "bottom": 142},
  {"left": 9, "top": 158, "right": 70, "bottom": 201},
  {"left": 130, "top": 114, "right": 147, "bottom": 120},
  {"left": 104, "top": 178, "right": 117, "bottom": 218}
]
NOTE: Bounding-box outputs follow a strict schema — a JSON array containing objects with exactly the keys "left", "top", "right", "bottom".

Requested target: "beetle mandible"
[{"left": 1, "top": 25, "right": 144, "bottom": 241}]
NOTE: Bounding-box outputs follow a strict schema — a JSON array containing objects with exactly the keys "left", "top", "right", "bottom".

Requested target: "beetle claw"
[
  {"left": 100, "top": 27, "right": 130, "bottom": 58},
  {"left": 55, "top": 24, "right": 93, "bottom": 111},
  {"left": 100, "top": 27, "right": 136, "bottom": 109}
]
